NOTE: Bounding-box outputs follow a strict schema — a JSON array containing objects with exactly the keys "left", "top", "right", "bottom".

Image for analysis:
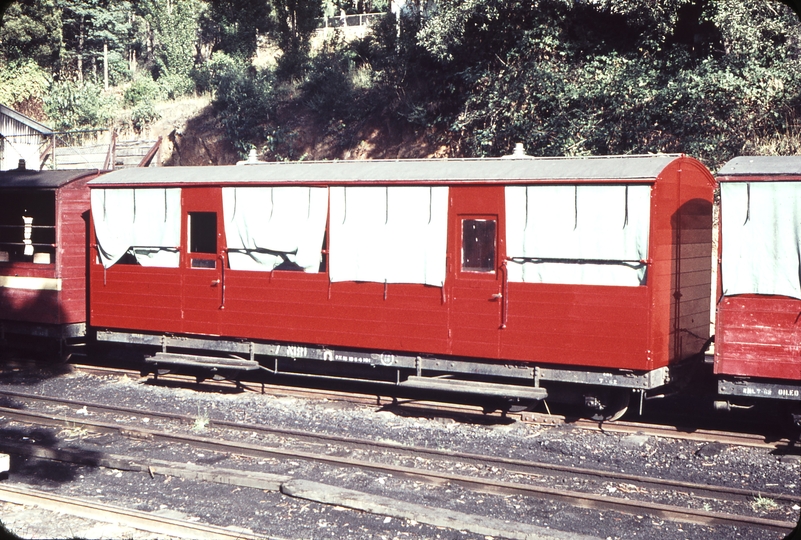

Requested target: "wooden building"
[{"left": 0, "top": 105, "right": 53, "bottom": 172}]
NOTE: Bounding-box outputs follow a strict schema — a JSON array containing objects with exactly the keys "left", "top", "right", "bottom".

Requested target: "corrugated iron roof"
[
  {"left": 0, "top": 169, "right": 98, "bottom": 188},
  {"left": 717, "top": 156, "right": 801, "bottom": 177},
  {"left": 0, "top": 104, "right": 53, "bottom": 135},
  {"left": 89, "top": 154, "right": 683, "bottom": 187}
]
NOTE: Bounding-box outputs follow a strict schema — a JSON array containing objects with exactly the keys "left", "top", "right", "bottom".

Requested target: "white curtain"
[
  {"left": 721, "top": 181, "right": 801, "bottom": 299},
  {"left": 329, "top": 186, "right": 448, "bottom": 286},
  {"left": 505, "top": 184, "right": 650, "bottom": 286},
  {"left": 222, "top": 186, "right": 328, "bottom": 272},
  {"left": 91, "top": 188, "right": 181, "bottom": 269}
]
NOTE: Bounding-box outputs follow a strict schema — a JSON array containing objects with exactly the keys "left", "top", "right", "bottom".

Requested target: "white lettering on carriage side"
[
  {"left": 334, "top": 353, "right": 373, "bottom": 364},
  {"left": 778, "top": 389, "right": 800, "bottom": 397},
  {"left": 286, "top": 345, "right": 308, "bottom": 358},
  {"left": 741, "top": 387, "right": 774, "bottom": 396}
]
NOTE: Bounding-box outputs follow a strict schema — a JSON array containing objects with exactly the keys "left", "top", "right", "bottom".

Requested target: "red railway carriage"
[
  {"left": 715, "top": 157, "right": 801, "bottom": 407},
  {"left": 87, "top": 154, "right": 714, "bottom": 415},
  {"left": 0, "top": 167, "right": 100, "bottom": 354}
]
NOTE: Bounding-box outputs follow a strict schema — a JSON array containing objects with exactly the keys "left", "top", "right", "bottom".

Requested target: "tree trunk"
[
  {"left": 77, "top": 16, "right": 84, "bottom": 82},
  {"left": 104, "top": 42, "right": 109, "bottom": 91}
]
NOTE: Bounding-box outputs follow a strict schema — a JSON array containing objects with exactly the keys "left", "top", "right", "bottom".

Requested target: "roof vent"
[
  {"left": 236, "top": 148, "right": 265, "bottom": 166},
  {"left": 502, "top": 143, "right": 531, "bottom": 159},
  {"left": 17, "top": 159, "right": 26, "bottom": 170}
]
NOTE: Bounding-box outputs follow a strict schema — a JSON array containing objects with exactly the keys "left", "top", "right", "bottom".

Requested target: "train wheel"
[{"left": 585, "top": 389, "right": 630, "bottom": 422}]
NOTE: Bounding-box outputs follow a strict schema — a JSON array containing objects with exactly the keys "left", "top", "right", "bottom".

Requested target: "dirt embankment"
[{"left": 149, "top": 95, "right": 453, "bottom": 166}]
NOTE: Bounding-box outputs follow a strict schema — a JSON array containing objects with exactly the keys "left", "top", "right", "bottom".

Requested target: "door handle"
[
  {"left": 490, "top": 293, "right": 502, "bottom": 300},
  {"left": 499, "top": 260, "right": 508, "bottom": 329},
  {"left": 211, "top": 280, "right": 220, "bottom": 286},
  {"left": 218, "top": 251, "right": 226, "bottom": 310}
]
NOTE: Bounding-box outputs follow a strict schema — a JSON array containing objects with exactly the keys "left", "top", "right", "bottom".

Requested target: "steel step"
[
  {"left": 401, "top": 376, "right": 547, "bottom": 400},
  {"left": 146, "top": 352, "right": 259, "bottom": 371}
]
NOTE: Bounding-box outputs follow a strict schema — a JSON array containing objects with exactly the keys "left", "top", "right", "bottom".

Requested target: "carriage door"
[
  {"left": 448, "top": 186, "right": 504, "bottom": 358},
  {"left": 181, "top": 187, "right": 224, "bottom": 335}
]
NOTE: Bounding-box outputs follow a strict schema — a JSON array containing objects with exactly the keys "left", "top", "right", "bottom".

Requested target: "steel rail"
[
  {"left": 565, "top": 417, "right": 787, "bottom": 449},
  {"left": 0, "top": 483, "right": 271, "bottom": 540},
  {"left": 0, "top": 403, "right": 797, "bottom": 533}
]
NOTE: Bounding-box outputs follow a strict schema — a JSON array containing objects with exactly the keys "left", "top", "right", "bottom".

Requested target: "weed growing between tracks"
[{"left": 192, "top": 407, "right": 210, "bottom": 433}]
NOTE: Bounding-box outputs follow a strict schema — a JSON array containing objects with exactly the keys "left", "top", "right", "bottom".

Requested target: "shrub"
[
  {"left": 300, "top": 51, "right": 356, "bottom": 118},
  {"left": 191, "top": 51, "right": 243, "bottom": 94},
  {"left": 275, "top": 47, "right": 311, "bottom": 81},
  {"left": 0, "top": 60, "right": 50, "bottom": 109},
  {"left": 106, "top": 50, "right": 132, "bottom": 87},
  {"left": 43, "top": 80, "right": 118, "bottom": 131},
  {"left": 212, "top": 63, "right": 279, "bottom": 154},
  {"left": 157, "top": 72, "right": 195, "bottom": 100},
  {"left": 124, "top": 74, "right": 162, "bottom": 107},
  {"left": 131, "top": 101, "right": 161, "bottom": 133}
]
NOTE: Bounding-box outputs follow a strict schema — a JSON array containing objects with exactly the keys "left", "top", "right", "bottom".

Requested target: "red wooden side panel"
[
  {"left": 89, "top": 266, "right": 184, "bottom": 332},
  {"left": 501, "top": 284, "right": 650, "bottom": 369},
  {"left": 649, "top": 160, "right": 715, "bottom": 366},
  {"left": 221, "top": 275, "right": 450, "bottom": 354},
  {"left": 0, "top": 288, "right": 61, "bottom": 324},
  {"left": 57, "top": 177, "right": 92, "bottom": 324},
  {"left": 716, "top": 295, "right": 801, "bottom": 381}
]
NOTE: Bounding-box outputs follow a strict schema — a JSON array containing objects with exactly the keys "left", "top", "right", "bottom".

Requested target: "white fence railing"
[{"left": 315, "top": 12, "right": 386, "bottom": 30}]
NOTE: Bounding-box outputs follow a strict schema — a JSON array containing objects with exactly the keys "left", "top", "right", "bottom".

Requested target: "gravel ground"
[{"left": 0, "top": 366, "right": 799, "bottom": 540}]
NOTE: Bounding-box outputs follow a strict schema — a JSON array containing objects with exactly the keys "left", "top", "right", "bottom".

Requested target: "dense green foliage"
[
  {"left": 43, "top": 79, "right": 117, "bottom": 131},
  {"left": 348, "top": 0, "right": 801, "bottom": 166},
  {"left": 0, "top": 0, "right": 62, "bottom": 67},
  {"left": 0, "top": 58, "right": 49, "bottom": 107},
  {"left": 201, "top": 0, "right": 270, "bottom": 59},
  {"left": 203, "top": 52, "right": 280, "bottom": 154},
  {"left": 1, "top": 0, "right": 800, "bottom": 166},
  {"left": 139, "top": 0, "right": 202, "bottom": 96}
]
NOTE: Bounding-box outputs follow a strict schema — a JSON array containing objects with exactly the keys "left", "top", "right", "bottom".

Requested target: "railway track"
[
  {"left": 0, "top": 483, "right": 268, "bottom": 540},
  {"left": 0, "top": 389, "right": 797, "bottom": 535},
  {"left": 72, "top": 363, "right": 798, "bottom": 450}
]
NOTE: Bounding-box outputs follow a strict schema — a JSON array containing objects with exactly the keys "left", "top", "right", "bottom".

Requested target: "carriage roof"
[
  {"left": 717, "top": 156, "right": 801, "bottom": 178},
  {"left": 88, "top": 154, "right": 685, "bottom": 187},
  {"left": 0, "top": 169, "right": 98, "bottom": 189}
]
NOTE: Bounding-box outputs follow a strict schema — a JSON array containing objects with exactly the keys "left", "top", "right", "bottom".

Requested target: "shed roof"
[
  {"left": 717, "top": 156, "right": 801, "bottom": 178},
  {"left": 89, "top": 154, "right": 684, "bottom": 187},
  {"left": 0, "top": 104, "right": 53, "bottom": 136},
  {"left": 0, "top": 169, "right": 97, "bottom": 189}
]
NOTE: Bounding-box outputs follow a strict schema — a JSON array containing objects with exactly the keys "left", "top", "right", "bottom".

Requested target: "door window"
[
  {"left": 188, "top": 212, "right": 217, "bottom": 268},
  {"left": 462, "top": 218, "right": 496, "bottom": 273}
]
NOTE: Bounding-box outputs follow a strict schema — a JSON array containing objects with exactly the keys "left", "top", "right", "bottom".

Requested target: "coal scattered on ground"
[{"left": 0, "top": 367, "right": 798, "bottom": 540}]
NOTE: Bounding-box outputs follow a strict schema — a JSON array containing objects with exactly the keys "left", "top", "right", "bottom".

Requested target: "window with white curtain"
[
  {"left": 329, "top": 186, "right": 449, "bottom": 286},
  {"left": 91, "top": 188, "right": 181, "bottom": 269},
  {"left": 721, "top": 181, "right": 801, "bottom": 300},
  {"left": 505, "top": 184, "right": 650, "bottom": 286},
  {"left": 222, "top": 186, "right": 329, "bottom": 273}
]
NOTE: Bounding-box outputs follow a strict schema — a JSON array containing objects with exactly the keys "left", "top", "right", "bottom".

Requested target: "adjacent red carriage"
[
  {"left": 0, "top": 167, "right": 100, "bottom": 356},
  {"left": 87, "top": 154, "right": 714, "bottom": 416},
  {"left": 715, "top": 157, "right": 801, "bottom": 408}
]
